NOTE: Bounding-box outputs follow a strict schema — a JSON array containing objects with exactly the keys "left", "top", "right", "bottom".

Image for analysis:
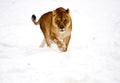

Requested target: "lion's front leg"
[
  {"left": 53, "top": 39, "right": 67, "bottom": 52},
  {"left": 57, "top": 40, "right": 67, "bottom": 52},
  {"left": 63, "top": 35, "right": 71, "bottom": 51}
]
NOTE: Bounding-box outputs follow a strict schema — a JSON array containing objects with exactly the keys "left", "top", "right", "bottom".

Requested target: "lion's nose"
[{"left": 60, "top": 25, "right": 64, "bottom": 29}]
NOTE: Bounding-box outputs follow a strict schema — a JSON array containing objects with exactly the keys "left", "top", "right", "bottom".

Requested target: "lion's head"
[{"left": 52, "top": 7, "right": 71, "bottom": 33}]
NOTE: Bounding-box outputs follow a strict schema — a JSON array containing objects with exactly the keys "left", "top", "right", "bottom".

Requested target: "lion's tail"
[{"left": 31, "top": 14, "right": 39, "bottom": 25}]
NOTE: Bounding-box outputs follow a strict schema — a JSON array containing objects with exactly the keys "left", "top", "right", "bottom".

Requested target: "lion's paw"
[{"left": 59, "top": 44, "right": 67, "bottom": 52}]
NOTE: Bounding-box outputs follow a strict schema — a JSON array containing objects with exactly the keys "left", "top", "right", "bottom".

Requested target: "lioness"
[{"left": 31, "top": 7, "right": 72, "bottom": 52}]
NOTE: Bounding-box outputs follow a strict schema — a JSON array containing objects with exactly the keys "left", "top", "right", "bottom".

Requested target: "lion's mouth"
[{"left": 60, "top": 28, "right": 65, "bottom": 32}]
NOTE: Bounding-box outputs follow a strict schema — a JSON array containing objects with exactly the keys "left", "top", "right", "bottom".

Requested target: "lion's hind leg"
[
  {"left": 40, "top": 38, "right": 52, "bottom": 47},
  {"left": 40, "top": 39, "right": 45, "bottom": 47}
]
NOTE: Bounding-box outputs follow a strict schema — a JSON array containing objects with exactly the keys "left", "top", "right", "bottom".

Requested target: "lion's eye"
[
  {"left": 56, "top": 20, "right": 60, "bottom": 24},
  {"left": 64, "top": 19, "right": 67, "bottom": 24}
]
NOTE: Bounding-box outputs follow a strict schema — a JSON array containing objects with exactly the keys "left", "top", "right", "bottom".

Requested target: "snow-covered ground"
[{"left": 0, "top": 0, "right": 120, "bottom": 83}]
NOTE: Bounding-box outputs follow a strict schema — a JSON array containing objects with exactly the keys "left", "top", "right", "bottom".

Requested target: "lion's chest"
[
  {"left": 51, "top": 28, "right": 70, "bottom": 41},
  {"left": 57, "top": 31, "right": 68, "bottom": 40}
]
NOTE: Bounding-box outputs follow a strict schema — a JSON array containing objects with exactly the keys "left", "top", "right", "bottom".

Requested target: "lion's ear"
[
  {"left": 52, "top": 10, "right": 56, "bottom": 16},
  {"left": 66, "top": 8, "right": 70, "bottom": 13}
]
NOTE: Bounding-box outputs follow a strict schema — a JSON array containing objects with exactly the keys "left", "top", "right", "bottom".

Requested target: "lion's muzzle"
[{"left": 60, "top": 25, "right": 65, "bottom": 32}]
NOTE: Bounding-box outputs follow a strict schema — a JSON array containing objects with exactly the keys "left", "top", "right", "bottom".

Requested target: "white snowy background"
[{"left": 0, "top": 0, "right": 120, "bottom": 83}]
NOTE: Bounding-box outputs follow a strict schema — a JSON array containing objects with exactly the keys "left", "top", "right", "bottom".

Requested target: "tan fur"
[{"left": 31, "top": 7, "right": 72, "bottom": 52}]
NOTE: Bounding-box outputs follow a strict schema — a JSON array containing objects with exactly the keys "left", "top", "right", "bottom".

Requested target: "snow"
[{"left": 0, "top": 0, "right": 120, "bottom": 83}]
